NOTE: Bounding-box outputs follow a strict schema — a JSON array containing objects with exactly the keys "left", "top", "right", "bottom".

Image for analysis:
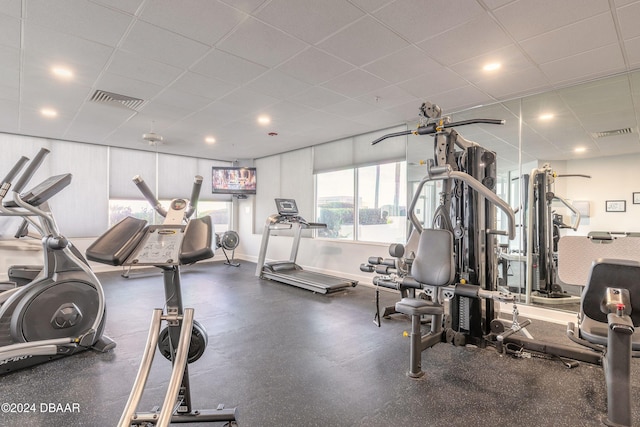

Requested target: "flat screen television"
[{"left": 212, "top": 167, "right": 257, "bottom": 195}]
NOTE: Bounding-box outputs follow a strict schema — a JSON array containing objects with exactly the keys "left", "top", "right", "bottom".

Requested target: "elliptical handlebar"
[
  {"left": 0, "top": 156, "right": 29, "bottom": 200},
  {"left": 185, "top": 175, "right": 203, "bottom": 219},
  {"left": 13, "top": 148, "right": 50, "bottom": 193},
  {"left": 132, "top": 175, "right": 168, "bottom": 218},
  {"left": 371, "top": 118, "right": 505, "bottom": 145}
]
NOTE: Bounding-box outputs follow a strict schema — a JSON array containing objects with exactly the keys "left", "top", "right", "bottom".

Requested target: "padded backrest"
[
  {"left": 86, "top": 216, "right": 147, "bottom": 266},
  {"left": 179, "top": 216, "right": 214, "bottom": 264},
  {"left": 410, "top": 229, "right": 455, "bottom": 287},
  {"left": 582, "top": 258, "right": 640, "bottom": 326}
]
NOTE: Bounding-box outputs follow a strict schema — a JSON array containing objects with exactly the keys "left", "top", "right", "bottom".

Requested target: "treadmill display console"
[{"left": 275, "top": 198, "right": 298, "bottom": 216}]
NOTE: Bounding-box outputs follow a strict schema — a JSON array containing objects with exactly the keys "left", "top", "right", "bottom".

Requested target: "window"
[
  {"left": 315, "top": 161, "right": 407, "bottom": 243},
  {"left": 197, "top": 201, "right": 232, "bottom": 233},
  {"left": 108, "top": 200, "right": 155, "bottom": 227},
  {"left": 357, "top": 162, "right": 406, "bottom": 243},
  {"left": 316, "top": 169, "right": 354, "bottom": 239}
]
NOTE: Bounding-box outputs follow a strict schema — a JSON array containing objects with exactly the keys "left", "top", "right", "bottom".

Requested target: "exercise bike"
[
  {"left": 87, "top": 174, "right": 237, "bottom": 426},
  {"left": 0, "top": 148, "right": 115, "bottom": 373}
]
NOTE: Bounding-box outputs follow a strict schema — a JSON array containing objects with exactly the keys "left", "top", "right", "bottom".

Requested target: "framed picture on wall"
[
  {"left": 606, "top": 200, "right": 626, "bottom": 212},
  {"left": 634, "top": 192, "right": 640, "bottom": 204}
]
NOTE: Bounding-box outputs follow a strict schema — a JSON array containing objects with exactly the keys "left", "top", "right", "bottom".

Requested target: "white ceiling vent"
[
  {"left": 90, "top": 89, "right": 147, "bottom": 111},
  {"left": 591, "top": 127, "right": 634, "bottom": 138}
]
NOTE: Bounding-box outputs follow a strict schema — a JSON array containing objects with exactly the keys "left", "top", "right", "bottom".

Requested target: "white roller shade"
[
  {"left": 157, "top": 154, "right": 198, "bottom": 200},
  {"left": 109, "top": 148, "right": 156, "bottom": 199},
  {"left": 312, "top": 137, "right": 353, "bottom": 173}
]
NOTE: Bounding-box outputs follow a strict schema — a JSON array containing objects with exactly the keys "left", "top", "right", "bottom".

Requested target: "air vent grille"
[
  {"left": 90, "top": 90, "right": 146, "bottom": 111},
  {"left": 591, "top": 128, "right": 634, "bottom": 138}
]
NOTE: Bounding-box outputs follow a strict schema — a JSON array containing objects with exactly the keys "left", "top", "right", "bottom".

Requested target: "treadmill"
[{"left": 255, "top": 198, "right": 357, "bottom": 294}]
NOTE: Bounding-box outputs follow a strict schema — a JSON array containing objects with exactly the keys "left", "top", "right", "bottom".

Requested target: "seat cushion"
[{"left": 395, "top": 298, "right": 443, "bottom": 316}]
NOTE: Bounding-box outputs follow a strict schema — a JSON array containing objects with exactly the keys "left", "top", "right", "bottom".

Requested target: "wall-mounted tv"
[{"left": 212, "top": 167, "right": 257, "bottom": 195}]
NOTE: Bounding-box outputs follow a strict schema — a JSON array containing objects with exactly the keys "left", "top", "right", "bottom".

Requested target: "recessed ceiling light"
[
  {"left": 40, "top": 108, "right": 58, "bottom": 117},
  {"left": 539, "top": 113, "right": 554, "bottom": 121},
  {"left": 51, "top": 66, "right": 73, "bottom": 79},
  {"left": 574, "top": 147, "right": 586, "bottom": 153},
  {"left": 257, "top": 115, "right": 271, "bottom": 125},
  {"left": 483, "top": 62, "right": 501, "bottom": 72},
  {"left": 205, "top": 136, "right": 216, "bottom": 144}
]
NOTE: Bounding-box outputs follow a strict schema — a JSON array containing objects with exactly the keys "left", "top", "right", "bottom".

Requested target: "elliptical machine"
[
  {"left": 87, "top": 174, "right": 237, "bottom": 426},
  {"left": 0, "top": 148, "right": 115, "bottom": 373}
]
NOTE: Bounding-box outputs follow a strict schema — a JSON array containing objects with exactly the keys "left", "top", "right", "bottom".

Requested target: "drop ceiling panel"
[
  {"left": 276, "top": 48, "right": 354, "bottom": 85},
  {"left": 374, "top": 0, "right": 485, "bottom": 44},
  {"left": 520, "top": 13, "right": 618, "bottom": 64},
  {"left": 218, "top": 88, "right": 280, "bottom": 114},
  {"left": 348, "top": 0, "right": 393, "bottom": 13},
  {"left": 65, "top": 103, "right": 136, "bottom": 141},
  {"left": 216, "top": 17, "right": 306, "bottom": 68},
  {"left": 0, "top": 12, "right": 20, "bottom": 49},
  {"left": 356, "top": 85, "right": 418, "bottom": 109},
  {"left": 623, "top": 36, "right": 640, "bottom": 68},
  {"left": 106, "top": 51, "right": 184, "bottom": 87},
  {"left": 92, "top": 0, "right": 144, "bottom": 15},
  {"left": 317, "top": 16, "right": 409, "bottom": 66},
  {"left": 322, "top": 69, "right": 388, "bottom": 98},
  {"left": 119, "top": 20, "right": 210, "bottom": 68},
  {"left": 473, "top": 67, "right": 552, "bottom": 100},
  {"left": 616, "top": 1, "right": 640, "bottom": 40},
  {"left": 539, "top": 44, "right": 626, "bottom": 85},
  {"left": 218, "top": 0, "right": 268, "bottom": 14},
  {"left": 94, "top": 72, "right": 164, "bottom": 101},
  {"left": 139, "top": 0, "right": 246, "bottom": 46},
  {"left": 363, "top": 46, "right": 442, "bottom": 84},
  {"left": 151, "top": 88, "right": 213, "bottom": 112},
  {"left": 192, "top": 49, "right": 268, "bottom": 85},
  {"left": 289, "top": 86, "right": 348, "bottom": 109},
  {"left": 26, "top": 0, "right": 131, "bottom": 46},
  {"left": 396, "top": 69, "right": 469, "bottom": 99},
  {"left": 245, "top": 69, "right": 311, "bottom": 99},
  {"left": 169, "top": 71, "right": 237, "bottom": 100},
  {"left": 255, "top": 0, "right": 364, "bottom": 44},
  {"left": 321, "top": 98, "right": 382, "bottom": 118},
  {"left": 493, "top": 0, "right": 609, "bottom": 41},
  {"left": 417, "top": 15, "right": 512, "bottom": 66},
  {"left": 1, "top": 0, "right": 21, "bottom": 19}
]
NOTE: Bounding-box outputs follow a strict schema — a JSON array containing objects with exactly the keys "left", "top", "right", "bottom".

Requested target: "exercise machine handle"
[
  {"left": 132, "top": 175, "right": 168, "bottom": 217},
  {"left": 0, "top": 156, "right": 29, "bottom": 199},
  {"left": 371, "top": 118, "right": 505, "bottom": 145},
  {"left": 185, "top": 175, "right": 203, "bottom": 219},
  {"left": 13, "top": 148, "right": 50, "bottom": 193}
]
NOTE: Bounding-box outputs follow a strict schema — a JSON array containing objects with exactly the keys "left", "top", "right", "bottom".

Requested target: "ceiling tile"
[
  {"left": 107, "top": 50, "right": 184, "bottom": 87},
  {"left": 64, "top": 102, "right": 136, "bottom": 142},
  {"left": 396, "top": 68, "right": 468, "bottom": 99},
  {"left": 169, "top": 71, "right": 237, "bottom": 100},
  {"left": 430, "top": 84, "right": 496, "bottom": 113},
  {"left": 277, "top": 47, "right": 354, "bottom": 85},
  {"left": 494, "top": 0, "right": 610, "bottom": 41},
  {"left": 0, "top": 98, "right": 19, "bottom": 132},
  {"left": 192, "top": 49, "right": 268, "bottom": 85},
  {"left": 139, "top": 0, "right": 246, "bottom": 46},
  {"left": 26, "top": 0, "right": 131, "bottom": 46},
  {"left": 0, "top": 0, "right": 22, "bottom": 19},
  {"left": 348, "top": 0, "right": 393, "bottom": 13},
  {"left": 624, "top": 36, "right": 640, "bottom": 68},
  {"left": 120, "top": 20, "right": 210, "bottom": 68},
  {"left": 216, "top": 17, "right": 306, "bottom": 67},
  {"left": 417, "top": 15, "right": 512, "bottom": 66},
  {"left": 321, "top": 98, "right": 381, "bottom": 118},
  {"left": 317, "top": 15, "right": 409, "bottom": 66},
  {"left": 618, "top": 2, "right": 640, "bottom": 39},
  {"left": 245, "top": 69, "right": 310, "bottom": 99},
  {"left": 520, "top": 13, "right": 618, "bottom": 64},
  {"left": 356, "top": 85, "right": 418, "bottom": 109},
  {"left": 322, "top": 69, "right": 388, "bottom": 98},
  {"left": 473, "top": 67, "right": 552, "bottom": 100},
  {"left": 91, "top": 0, "right": 144, "bottom": 15},
  {"left": 151, "top": 88, "right": 213, "bottom": 112},
  {"left": 256, "top": 0, "right": 364, "bottom": 44},
  {"left": 289, "top": 86, "right": 348, "bottom": 109},
  {"left": 137, "top": 101, "right": 192, "bottom": 123},
  {"left": 0, "top": 12, "right": 20, "bottom": 49},
  {"left": 95, "top": 72, "right": 165, "bottom": 102},
  {"left": 374, "top": 0, "right": 485, "bottom": 44},
  {"left": 539, "top": 44, "right": 626, "bottom": 85},
  {"left": 218, "top": 87, "right": 280, "bottom": 113},
  {"left": 450, "top": 45, "right": 536, "bottom": 80},
  {"left": 218, "top": 0, "right": 269, "bottom": 14},
  {"left": 23, "top": 24, "right": 114, "bottom": 71},
  {"left": 364, "top": 46, "right": 442, "bottom": 84}
]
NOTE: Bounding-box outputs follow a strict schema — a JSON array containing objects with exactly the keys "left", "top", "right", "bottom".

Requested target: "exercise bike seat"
[{"left": 575, "top": 258, "right": 640, "bottom": 349}]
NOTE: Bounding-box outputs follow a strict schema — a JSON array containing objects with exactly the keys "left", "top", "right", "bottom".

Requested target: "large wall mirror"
[{"left": 407, "top": 70, "right": 640, "bottom": 313}]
